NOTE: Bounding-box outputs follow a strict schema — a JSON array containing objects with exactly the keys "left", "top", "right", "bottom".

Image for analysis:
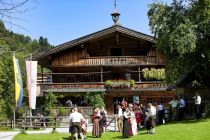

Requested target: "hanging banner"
[
  {"left": 13, "top": 56, "right": 23, "bottom": 108},
  {"left": 26, "top": 61, "right": 37, "bottom": 109}
]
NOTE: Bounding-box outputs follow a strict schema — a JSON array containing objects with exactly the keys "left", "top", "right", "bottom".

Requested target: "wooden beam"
[
  {"left": 41, "top": 66, "right": 44, "bottom": 83},
  {"left": 101, "top": 67, "right": 103, "bottom": 83},
  {"left": 138, "top": 66, "right": 141, "bottom": 82}
]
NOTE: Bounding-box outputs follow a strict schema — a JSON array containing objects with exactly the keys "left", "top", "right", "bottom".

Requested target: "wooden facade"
[{"left": 33, "top": 25, "right": 175, "bottom": 114}]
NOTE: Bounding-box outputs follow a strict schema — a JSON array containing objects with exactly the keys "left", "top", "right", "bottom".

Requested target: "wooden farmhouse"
[{"left": 32, "top": 8, "right": 176, "bottom": 114}]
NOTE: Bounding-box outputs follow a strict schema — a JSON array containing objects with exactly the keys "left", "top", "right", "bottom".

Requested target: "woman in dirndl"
[
  {"left": 100, "top": 107, "right": 107, "bottom": 132},
  {"left": 92, "top": 108, "right": 102, "bottom": 137},
  {"left": 122, "top": 108, "right": 131, "bottom": 138}
]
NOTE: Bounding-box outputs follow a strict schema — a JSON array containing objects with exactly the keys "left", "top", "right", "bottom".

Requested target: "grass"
[{"left": 13, "top": 119, "right": 210, "bottom": 140}]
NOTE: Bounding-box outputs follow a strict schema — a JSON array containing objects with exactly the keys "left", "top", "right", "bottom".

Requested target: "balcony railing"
[
  {"left": 40, "top": 82, "right": 106, "bottom": 93},
  {"left": 38, "top": 81, "right": 168, "bottom": 94},
  {"left": 58, "top": 56, "right": 165, "bottom": 66}
]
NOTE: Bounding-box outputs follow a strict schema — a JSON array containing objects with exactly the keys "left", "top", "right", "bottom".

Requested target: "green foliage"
[
  {"left": 84, "top": 92, "right": 105, "bottom": 108},
  {"left": 129, "top": 80, "right": 135, "bottom": 87},
  {"left": 0, "top": 99, "right": 7, "bottom": 119},
  {"left": 142, "top": 68, "right": 165, "bottom": 80},
  {"left": 148, "top": 0, "right": 210, "bottom": 83},
  {"left": 105, "top": 80, "right": 135, "bottom": 88},
  {"left": 58, "top": 106, "right": 65, "bottom": 116},
  {"left": 0, "top": 20, "right": 53, "bottom": 118},
  {"left": 44, "top": 93, "right": 59, "bottom": 115}
]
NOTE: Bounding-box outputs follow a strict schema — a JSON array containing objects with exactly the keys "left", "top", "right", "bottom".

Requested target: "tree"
[
  {"left": 84, "top": 92, "right": 105, "bottom": 108},
  {"left": 0, "top": 21, "right": 53, "bottom": 118},
  {"left": 148, "top": 0, "right": 210, "bottom": 83},
  {"left": 0, "top": 0, "right": 37, "bottom": 29}
]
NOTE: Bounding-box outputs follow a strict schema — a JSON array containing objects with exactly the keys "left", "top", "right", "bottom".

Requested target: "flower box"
[{"left": 105, "top": 80, "right": 135, "bottom": 89}]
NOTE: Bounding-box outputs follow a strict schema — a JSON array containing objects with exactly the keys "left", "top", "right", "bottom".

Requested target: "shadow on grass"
[
  {"left": 112, "top": 136, "right": 126, "bottom": 139},
  {"left": 87, "top": 135, "right": 97, "bottom": 138},
  {"left": 138, "top": 132, "right": 149, "bottom": 135},
  {"left": 112, "top": 133, "right": 149, "bottom": 139},
  {"left": 155, "top": 118, "right": 209, "bottom": 126},
  {"left": 62, "top": 136, "right": 70, "bottom": 140},
  {"left": 180, "top": 119, "right": 208, "bottom": 124}
]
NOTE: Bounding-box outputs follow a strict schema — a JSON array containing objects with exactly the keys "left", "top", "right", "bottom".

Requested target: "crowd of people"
[
  {"left": 117, "top": 93, "right": 202, "bottom": 138},
  {"left": 68, "top": 93, "right": 202, "bottom": 139},
  {"left": 118, "top": 99, "right": 157, "bottom": 138}
]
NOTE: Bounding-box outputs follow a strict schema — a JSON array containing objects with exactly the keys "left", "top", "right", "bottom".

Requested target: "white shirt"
[
  {"left": 195, "top": 96, "right": 201, "bottom": 105},
  {"left": 170, "top": 100, "right": 178, "bottom": 108},
  {"left": 123, "top": 111, "right": 130, "bottom": 119},
  {"left": 179, "top": 98, "right": 185, "bottom": 108},
  {"left": 118, "top": 108, "right": 123, "bottom": 117},
  {"left": 69, "top": 111, "right": 84, "bottom": 123},
  {"left": 149, "top": 106, "right": 156, "bottom": 116},
  {"left": 158, "top": 104, "right": 164, "bottom": 110}
]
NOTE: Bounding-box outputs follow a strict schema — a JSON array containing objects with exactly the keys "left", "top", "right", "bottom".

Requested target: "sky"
[{"left": 4, "top": 0, "right": 173, "bottom": 46}]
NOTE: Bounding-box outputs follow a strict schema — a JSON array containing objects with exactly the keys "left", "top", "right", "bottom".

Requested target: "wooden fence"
[{"left": 0, "top": 115, "right": 118, "bottom": 132}]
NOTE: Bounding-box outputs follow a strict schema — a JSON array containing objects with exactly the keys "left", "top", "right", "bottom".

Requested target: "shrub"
[{"left": 84, "top": 92, "right": 105, "bottom": 108}]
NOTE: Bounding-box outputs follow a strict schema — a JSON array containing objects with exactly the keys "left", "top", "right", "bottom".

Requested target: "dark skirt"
[
  {"left": 92, "top": 119, "right": 102, "bottom": 137},
  {"left": 122, "top": 118, "right": 129, "bottom": 138}
]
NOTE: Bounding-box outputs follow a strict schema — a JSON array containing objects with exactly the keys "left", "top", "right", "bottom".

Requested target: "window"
[
  {"left": 110, "top": 48, "right": 122, "bottom": 56},
  {"left": 90, "top": 74, "right": 95, "bottom": 82},
  {"left": 75, "top": 75, "right": 81, "bottom": 82},
  {"left": 60, "top": 75, "right": 66, "bottom": 83}
]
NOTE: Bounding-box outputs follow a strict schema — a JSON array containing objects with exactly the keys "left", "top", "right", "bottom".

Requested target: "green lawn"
[{"left": 13, "top": 119, "right": 210, "bottom": 140}]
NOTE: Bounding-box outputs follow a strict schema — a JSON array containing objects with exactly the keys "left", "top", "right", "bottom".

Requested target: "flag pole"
[
  {"left": 29, "top": 53, "right": 33, "bottom": 126},
  {"left": 13, "top": 51, "right": 16, "bottom": 129}
]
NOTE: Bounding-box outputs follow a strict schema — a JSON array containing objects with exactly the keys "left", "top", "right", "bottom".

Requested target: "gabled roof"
[
  {"left": 167, "top": 65, "right": 210, "bottom": 90},
  {"left": 32, "top": 25, "right": 155, "bottom": 61}
]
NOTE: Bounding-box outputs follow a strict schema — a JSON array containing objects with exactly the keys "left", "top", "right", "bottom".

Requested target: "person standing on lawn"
[
  {"left": 169, "top": 97, "right": 178, "bottom": 120},
  {"left": 69, "top": 108, "right": 84, "bottom": 140},
  {"left": 100, "top": 106, "right": 107, "bottom": 132},
  {"left": 122, "top": 108, "right": 131, "bottom": 138},
  {"left": 130, "top": 109, "right": 138, "bottom": 136},
  {"left": 92, "top": 108, "right": 103, "bottom": 138},
  {"left": 178, "top": 96, "right": 186, "bottom": 120},
  {"left": 148, "top": 103, "right": 156, "bottom": 134},
  {"left": 193, "top": 93, "right": 202, "bottom": 119},
  {"left": 135, "top": 108, "right": 142, "bottom": 131},
  {"left": 117, "top": 105, "right": 123, "bottom": 132}
]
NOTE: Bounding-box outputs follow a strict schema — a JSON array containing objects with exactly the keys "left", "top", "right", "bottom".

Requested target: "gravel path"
[
  {"left": 0, "top": 132, "right": 19, "bottom": 140},
  {"left": 0, "top": 121, "right": 116, "bottom": 140}
]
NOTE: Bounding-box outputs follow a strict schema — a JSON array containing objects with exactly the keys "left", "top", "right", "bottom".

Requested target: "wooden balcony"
[
  {"left": 53, "top": 56, "right": 165, "bottom": 67},
  {"left": 40, "top": 82, "right": 106, "bottom": 93},
  {"left": 38, "top": 81, "right": 168, "bottom": 94}
]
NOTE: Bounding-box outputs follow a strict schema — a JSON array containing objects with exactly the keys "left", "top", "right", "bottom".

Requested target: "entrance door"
[{"left": 113, "top": 97, "right": 123, "bottom": 114}]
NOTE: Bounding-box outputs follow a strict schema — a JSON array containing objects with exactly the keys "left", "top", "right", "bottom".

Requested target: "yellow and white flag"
[{"left": 13, "top": 56, "right": 23, "bottom": 108}]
